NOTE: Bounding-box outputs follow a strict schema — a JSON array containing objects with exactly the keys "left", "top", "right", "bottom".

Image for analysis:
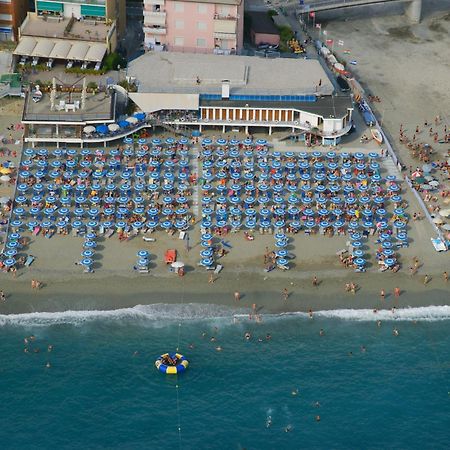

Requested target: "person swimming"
[
  {"left": 244, "top": 332, "right": 251, "bottom": 340},
  {"left": 393, "top": 328, "right": 399, "bottom": 336},
  {"left": 215, "top": 346, "right": 223, "bottom": 352},
  {"left": 291, "top": 389, "right": 299, "bottom": 396},
  {"left": 266, "top": 416, "right": 272, "bottom": 428},
  {"left": 319, "top": 329, "right": 325, "bottom": 336}
]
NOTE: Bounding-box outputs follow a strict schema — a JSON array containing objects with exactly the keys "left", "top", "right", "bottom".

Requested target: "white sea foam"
[
  {"left": 0, "top": 304, "right": 449, "bottom": 327},
  {"left": 279, "top": 305, "right": 450, "bottom": 322},
  {"left": 0, "top": 303, "right": 245, "bottom": 327}
]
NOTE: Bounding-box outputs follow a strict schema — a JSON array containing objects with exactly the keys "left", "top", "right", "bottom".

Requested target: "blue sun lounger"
[{"left": 25, "top": 255, "right": 35, "bottom": 267}]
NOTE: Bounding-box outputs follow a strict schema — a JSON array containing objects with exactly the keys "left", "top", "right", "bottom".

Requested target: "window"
[
  {"left": 174, "top": 2, "right": 184, "bottom": 12},
  {"left": 197, "top": 4, "right": 207, "bottom": 14},
  {"left": 197, "top": 21, "right": 206, "bottom": 31},
  {"left": 0, "top": 14, "right": 13, "bottom": 21},
  {"left": 196, "top": 38, "right": 206, "bottom": 47},
  {"left": 174, "top": 37, "right": 184, "bottom": 46},
  {"left": 175, "top": 20, "right": 184, "bottom": 29}
]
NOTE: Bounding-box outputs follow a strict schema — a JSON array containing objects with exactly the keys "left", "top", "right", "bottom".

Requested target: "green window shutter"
[
  {"left": 36, "top": 1, "right": 64, "bottom": 12},
  {"left": 81, "top": 5, "right": 106, "bottom": 17}
]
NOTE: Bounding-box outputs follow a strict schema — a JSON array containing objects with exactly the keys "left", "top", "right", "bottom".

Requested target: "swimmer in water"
[
  {"left": 266, "top": 416, "right": 272, "bottom": 428},
  {"left": 215, "top": 346, "right": 223, "bottom": 352},
  {"left": 188, "top": 343, "right": 194, "bottom": 349},
  {"left": 266, "top": 334, "right": 271, "bottom": 340},
  {"left": 315, "top": 415, "right": 321, "bottom": 422},
  {"left": 361, "top": 346, "right": 366, "bottom": 352},
  {"left": 24, "top": 338, "right": 28, "bottom": 344},
  {"left": 210, "top": 336, "right": 216, "bottom": 342},
  {"left": 319, "top": 329, "right": 325, "bottom": 336},
  {"left": 313, "top": 401, "right": 321, "bottom": 408},
  {"left": 258, "top": 338, "right": 263, "bottom": 342},
  {"left": 291, "top": 389, "right": 299, "bottom": 396},
  {"left": 393, "top": 328, "right": 399, "bottom": 336},
  {"left": 244, "top": 332, "right": 251, "bottom": 340},
  {"left": 24, "top": 348, "right": 29, "bottom": 353},
  {"left": 284, "top": 425, "right": 292, "bottom": 433},
  {"left": 309, "top": 309, "right": 313, "bottom": 319},
  {"left": 46, "top": 362, "right": 51, "bottom": 368},
  {"left": 48, "top": 345, "right": 53, "bottom": 352},
  {"left": 133, "top": 351, "right": 139, "bottom": 357},
  {"left": 377, "top": 320, "right": 382, "bottom": 327}
]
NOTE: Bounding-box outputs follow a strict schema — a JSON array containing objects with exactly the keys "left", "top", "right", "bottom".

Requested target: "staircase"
[
  {"left": 277, "top": 130, "right": 306, "bottom": 141},
  {"left": 149, "top": 119, "right": 190, "bottom": 137}
]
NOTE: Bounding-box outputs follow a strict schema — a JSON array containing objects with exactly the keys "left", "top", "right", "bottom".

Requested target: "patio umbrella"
[
  {"left": 96, "top": 125, "right": 108, "bottom": 134},
  {"left": 108, "top": 123, "right": 120, "bottom": 132}
]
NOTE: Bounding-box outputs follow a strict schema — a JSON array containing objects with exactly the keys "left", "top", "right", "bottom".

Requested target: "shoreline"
[{"left": 0, "top": 270, "right": 449, "bottom": 315}]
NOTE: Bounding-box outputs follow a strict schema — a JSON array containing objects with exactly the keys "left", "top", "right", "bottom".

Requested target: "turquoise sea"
[{"left": 1, "top": 303, "right": 450, "bottom": 449}]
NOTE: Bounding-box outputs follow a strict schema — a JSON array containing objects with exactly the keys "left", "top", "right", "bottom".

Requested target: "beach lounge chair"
[
  {"left": 25, "top": 255, "right": 35, "bottom": 267},
  {"left": 105, "top": 229, "right": 114, "bottom": 238},
  {"left": 214, "top": 264, "right": 223, "bottom": 274},
  {"left": 221, "top": 240, "right": 232, "bottom": 248},
  {"left": 179, "top": 231, "right": 186, "bottom": 240},
  {"left": 143, "top": 236, "right": 156, "bottom": 242},
  {"left": 431, "top": 237, "right": 447, "bottom": 252},
  {"left": 165, "top": 249, "right": 177, "bottom": 264}
]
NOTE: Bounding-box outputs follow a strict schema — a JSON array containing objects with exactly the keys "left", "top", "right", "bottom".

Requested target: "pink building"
[{"left": 143, "top": 0, "right": 244, "bottom": 54}]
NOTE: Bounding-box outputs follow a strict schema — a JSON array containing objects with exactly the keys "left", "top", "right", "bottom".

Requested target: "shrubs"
[
  {"left": 103, "top": 52, "right": 126, "bottom": 71},
  {"left": 65, "top": 67, "right": 107, "bottom": 75}
]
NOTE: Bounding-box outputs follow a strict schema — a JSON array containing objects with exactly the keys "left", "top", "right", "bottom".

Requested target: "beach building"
[
  {"left": 0, "top": 0, "right": 28, "bottom": 41},
  {"left": 143, "top": 0, "right": 244, "bottom": 54},
  {"left": 21, "top": 78, "right": 128, "bottom": 147},
  {"left": 127, "top": 52, "right": 354, "bottom": 144},
  {"left": 12, "top": 0, "right": 125, "bottom": 67}
]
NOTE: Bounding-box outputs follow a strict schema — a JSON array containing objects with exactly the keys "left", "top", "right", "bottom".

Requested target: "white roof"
[
  {"left": 129, "top": 93, "right": 199, "bottom": 113},
  {"left": 128, "top": 52, "right": 334, "bottom": 96},
  {"left": 67, "top": 42, "right": 90, "bottom": 61},
  {"left": 49, "top": 41, "right": 72, "bottom": 60},
  {"left": 14, "top": 37, "right": 105, "bottom": 62},
  {"left": 84, "top": 43, "right": 107, "bottom": 62},
  {"left": 13, "top": 37, "right": 37, "bottom": 57},
  {"left": 31, "top": 39, "right": 56, "bottom": 58}
]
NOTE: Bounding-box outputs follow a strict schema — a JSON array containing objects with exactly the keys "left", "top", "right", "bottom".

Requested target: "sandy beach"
[{"left": 1, "top": 5, "right": 449, "bottom": 315}]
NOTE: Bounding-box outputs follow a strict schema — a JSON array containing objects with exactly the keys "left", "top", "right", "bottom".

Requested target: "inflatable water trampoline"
[{"left": 155, "top": 353, "right": 189, "bottom": 374}]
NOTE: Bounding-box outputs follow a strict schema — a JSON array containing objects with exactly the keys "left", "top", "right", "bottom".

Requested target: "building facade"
[
  {"left": 143, "top": 0, "right": 244, "bottom": 54},
  {"left": 0, "top": 0, "right": 28, "bottom": 41}
]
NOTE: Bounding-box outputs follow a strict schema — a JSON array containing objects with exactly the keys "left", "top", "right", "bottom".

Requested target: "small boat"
[{"left": 371, "top": 128, "right": 383, "bottom": 144}]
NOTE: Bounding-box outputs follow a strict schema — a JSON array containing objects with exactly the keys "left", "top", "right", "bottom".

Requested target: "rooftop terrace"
[
  {"left": 22, "top": 88, "right": 115, "bottom": 122},
  {"left": 20, "top": 13, "right": 112, "bottom": 43}
]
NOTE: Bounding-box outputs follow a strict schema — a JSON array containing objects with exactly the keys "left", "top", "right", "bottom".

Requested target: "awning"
[
  {"left": 67, "top": 42, "right": 90, "bottom": 61},
  {"left": 49, "top": 41, "right": 72, "bottom": 60},
  {"left": 31, "top": 39, "right": 56, "bottom": 58},
  {"left": 36, "top": 1, "right": 63, "bottom": 12},
  {"left": 13, "top": 37, "right": 37, "bottom": 57},
  {"left": 129, "top": 93, "right": 200, "bottom": 113},
  {"left": 84, "top": 43, "right": 107, "bottom": 62}
]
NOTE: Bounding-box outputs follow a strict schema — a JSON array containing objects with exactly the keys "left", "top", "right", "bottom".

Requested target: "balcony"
[
  {"left": 143, "top": 26, "right": 166, "bottom": 35},
  {"left": 213, "top": 32, "right": 236, "bottom": 41},
  {"left": 144, "top": 0, "right": 164, "bottom": 5},
  {"left": 143, "top": 11, "right": 166, "bottom": 27},
  {"left": 213, "top": 18, "right": 236, "bottom": 34}
]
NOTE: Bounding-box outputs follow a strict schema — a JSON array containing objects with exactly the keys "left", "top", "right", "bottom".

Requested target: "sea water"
[{"left": 0, "top": 304, "right": 450, "bottom": 449}]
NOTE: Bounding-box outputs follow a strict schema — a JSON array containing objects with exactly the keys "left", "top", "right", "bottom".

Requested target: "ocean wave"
[
  {"left": 0, "top": 303, "right": 245, "bottom": 327},
  {"left": 277, "top": 305, "right": 450, "bottom": 322},
  {"left": 0, "top": 304, "right": 450, "bottom": 327}
]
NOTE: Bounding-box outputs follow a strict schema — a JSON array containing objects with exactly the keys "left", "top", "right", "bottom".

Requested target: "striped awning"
[{"left": 13, "top": 37, "right": 37, "bottom": 57}]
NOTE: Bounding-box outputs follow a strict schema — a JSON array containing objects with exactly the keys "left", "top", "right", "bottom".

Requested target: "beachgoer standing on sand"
[
  {"left": 443, "top": 272, "right": 448, "bottom": 283},
  {"left": 283, "top": 288, "right": 289, "bottom": 301},
  {"left": 0, "top": 290, "right": 5, "bottom": 302},
  {"left": 312, "top": 276, "right": 318, "bottom": 287},
  {"left": 208, "top": 273, "right": 214, "bottom": 284},
  {"left": 424, "top": 274, "right": 430, "bottom": 285},
  {"left": 380, "top": 289, "right": 385, "bottom": 301},
  {"left": 350, "top": 283, "right": 356, "bottom": 294},
  {"left": 234, "top": 291, "right": 240, "bottom": 302},
  {"left": 394, "top": 287, "right": 400, "bottom": 297}
]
